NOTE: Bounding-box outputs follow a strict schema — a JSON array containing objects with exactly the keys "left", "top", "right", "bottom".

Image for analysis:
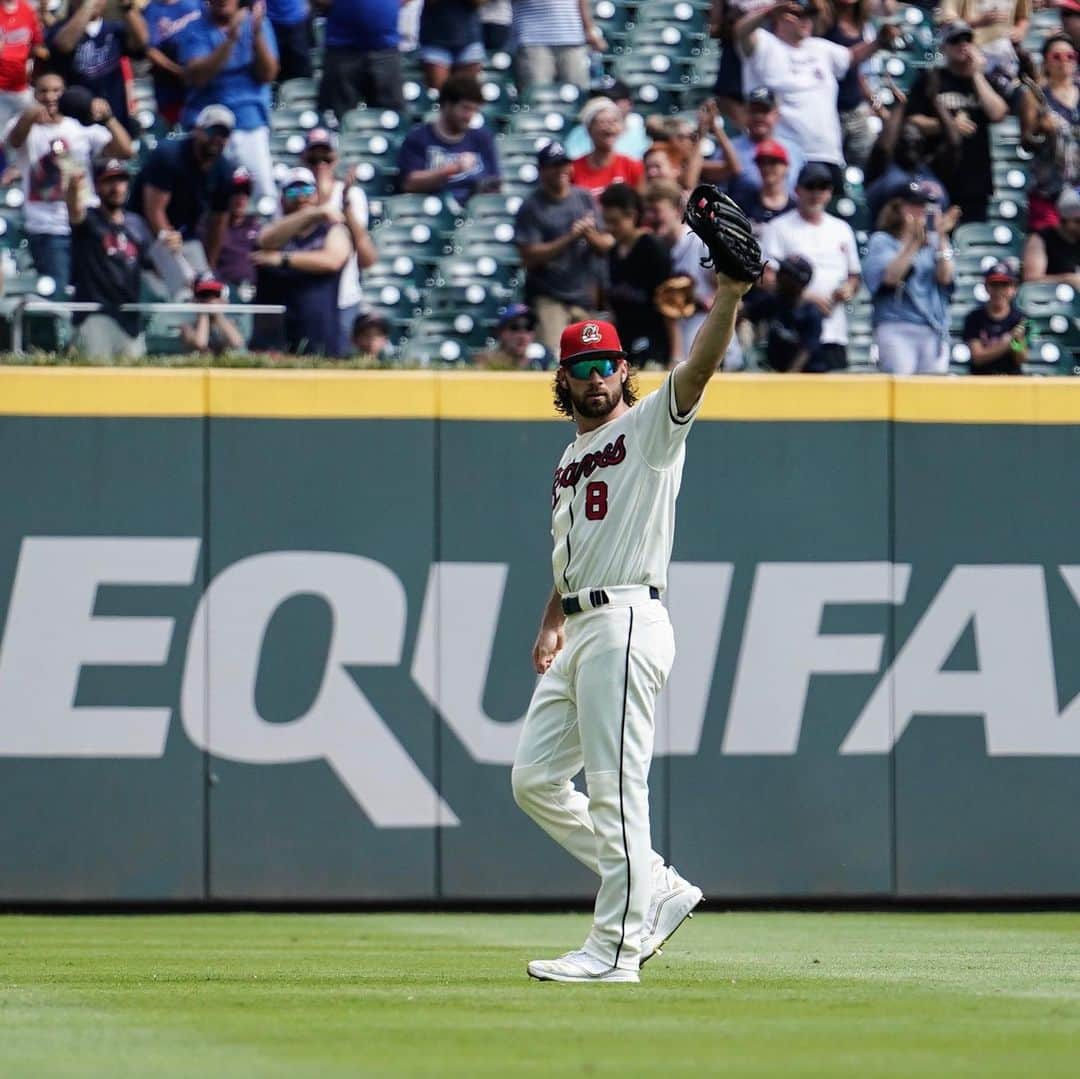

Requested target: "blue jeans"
[{"left": 28, "top": 232, "right": 72, "bottom": 297}]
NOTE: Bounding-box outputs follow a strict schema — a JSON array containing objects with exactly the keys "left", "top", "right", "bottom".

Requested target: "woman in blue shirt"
[{"left": 862, "top": 181, "right": 959, "bottom": 375}]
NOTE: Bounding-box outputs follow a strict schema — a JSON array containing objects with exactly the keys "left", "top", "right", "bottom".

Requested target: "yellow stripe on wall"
[
  {"left": 0, "top": 367, "right": 206, "bottom": 416},
  {"left": 2, "top": 367, "right": 1080, "bottom": 423}
]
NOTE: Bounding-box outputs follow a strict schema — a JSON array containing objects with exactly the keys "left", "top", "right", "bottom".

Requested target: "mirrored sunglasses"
[
  {"left": 565, "top": 356, "right": 619, "bottom": 379},
  {"left": 284, "top": 183, "right": 316, "bottom": 197}
]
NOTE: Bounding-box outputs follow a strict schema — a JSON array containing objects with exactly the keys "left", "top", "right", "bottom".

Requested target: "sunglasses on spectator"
[
  {"left": 284, "top": 183, "right": 316, "bottom": 197},
  {"left": 1047, "top": 49, "right": 1078, "bottom": 61},
  {"left": 802, "top": 180, "right": 833, "bottom": 191},
  {"left": 306, "top": 150, "right": 334, "bottom": 162},
  {"left": 565, "top": 357, "right": 621, "bottom": 379},
  {"left": 204, "top": 124, "right": 231, "bottom": 139},
  {"left": 505, "top": 320, "right": 533, "bottom": 332}
]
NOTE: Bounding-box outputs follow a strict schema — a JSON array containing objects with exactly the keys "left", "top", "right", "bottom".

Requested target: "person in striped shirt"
[{"left": 512, "top": 0, "right": 606, "bottom": 90}]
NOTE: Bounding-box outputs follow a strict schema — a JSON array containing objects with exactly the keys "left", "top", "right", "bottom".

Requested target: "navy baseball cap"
[
  {"left": 985, "top": 260, "right": 1018, "bottom": 284},
  {"left": 537, "top": 140, "right": 570, "bottom": 167},
  {"left": 747, "top": 86, "right": 777, "bottom": 109},
  {"left": 777, "top": 255, "right": 813, "bottom": 286},
  {"left": 498, "top": 303, "right": 536, "bottom": 329},
  {"left": 797, "top": 162, "right": 834, "bottom": 188}
]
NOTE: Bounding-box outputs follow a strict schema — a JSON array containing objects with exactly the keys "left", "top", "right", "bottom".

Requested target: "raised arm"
[
  {"left": 734, "top": 1, "right": 790, "bottom": 55},
  {"left": 186, "top": 10, "right": 244, "bottom": 87},
  {"left": 250, "top": 2, "right": 279, "bottom": 84},
  {"left": 50, "top": 1, "right": 96, "bottom": 54},
  {"left": 672, "top": 276, "right": 751, "bottom": 415}
]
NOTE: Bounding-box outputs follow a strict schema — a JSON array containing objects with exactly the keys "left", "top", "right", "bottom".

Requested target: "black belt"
[{"left": 561, "top": 586, "right": 660, "bottom": 616}]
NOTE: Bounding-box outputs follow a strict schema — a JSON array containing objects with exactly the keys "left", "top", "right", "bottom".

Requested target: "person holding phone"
[{"left": 862, "top": 179, "right": 960, "bottom": 375}]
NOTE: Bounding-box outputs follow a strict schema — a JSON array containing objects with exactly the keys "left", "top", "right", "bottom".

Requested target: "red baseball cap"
[
  {"left": 754, "top": 139, "right": 789, "bottom": 164},
  {"left": 560, "top": 319, "right": 626, "bottom": 364},
  {"left": 1057, "top": 0, "right": 1080, "bottom": 14}
]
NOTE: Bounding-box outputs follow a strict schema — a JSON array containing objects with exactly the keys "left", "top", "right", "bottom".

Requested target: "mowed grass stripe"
[{"left": 1, "top": 913, "right": 1078, "bottom": 1077}]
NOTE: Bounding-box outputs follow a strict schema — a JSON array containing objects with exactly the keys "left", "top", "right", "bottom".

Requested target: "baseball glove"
[
  {"left": 683, "top": 185, "right": 764, "bottom": 283},
  {"left": 654, "top": 275, "right": 697, "bottom": 319}
]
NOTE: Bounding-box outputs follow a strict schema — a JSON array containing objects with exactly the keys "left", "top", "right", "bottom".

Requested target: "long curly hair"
[{"left": 553, "top": 366, "right": 639, "bottom": 419}]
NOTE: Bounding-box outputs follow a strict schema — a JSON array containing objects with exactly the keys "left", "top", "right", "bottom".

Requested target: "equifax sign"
[{"left": 2, "top": 538, "right": 1080, "bottom": 828}]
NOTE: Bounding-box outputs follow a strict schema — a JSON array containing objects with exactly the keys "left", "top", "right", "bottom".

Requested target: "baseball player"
[{"left": 513, "top": 189, "right": 763, "bottom": 983}]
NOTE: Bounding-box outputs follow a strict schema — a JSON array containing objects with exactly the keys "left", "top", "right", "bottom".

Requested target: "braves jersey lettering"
[
  {"left": 550, "top": 373, "right": 702, "bottom": 594},
  {"left": 551, "top": 433, "right": 627, "bottom": 502},
  {"left": 425, "top": 146, "right": 482, "bottom": 181}
]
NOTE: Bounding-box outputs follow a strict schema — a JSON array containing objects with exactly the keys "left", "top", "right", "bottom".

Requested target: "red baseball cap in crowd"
[
  {"left": 754, "top": 139, "right": 789, "bottom": 164},
  {"left": 560, "top": 320, "right": 626, "bottom": 365},
  {"left": 1056, "top": 0, "right": 1080, "bottom": 14}
]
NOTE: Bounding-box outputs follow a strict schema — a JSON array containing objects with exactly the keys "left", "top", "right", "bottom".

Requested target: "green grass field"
[{"left": 2, "top": 912, "right": 1079, "bottom": 1077}]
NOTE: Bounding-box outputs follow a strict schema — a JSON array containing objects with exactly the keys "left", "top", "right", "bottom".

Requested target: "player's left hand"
[{"left": 532, "top": 626, "right": 564, "bottom": 675}]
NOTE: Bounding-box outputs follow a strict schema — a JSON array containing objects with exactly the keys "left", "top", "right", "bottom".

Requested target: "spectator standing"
[
  {"left": 179, "top": 270, "right": 246, "bottom": 353},
  {"left": 206, "top": 165, "right": 260, "bottom": 286},
  {"left": 314, "top": 0, "right": 403, "bottom": 118},
  {"left": 266, "top": 0, "right": 310, "bottom": 82},
  {"left": 701, "top": 86, "right": 803, "bottom": 192},
  {"left": 742, "top": 253, "right": 824, "bottom": 370},
  {"left": 729, "top": 140, "right": 797, "bottom": 226},
  {"left": 865, "top": 97, "right": 951, "bottom": 223},
  {"left": 4, "top": 69, "right": 132, "bottom": 294},
  {"left": 480, "top": 0, "right": 512, "bottom": 53},
  {"left": 1022, "top": 185, "right": 1080, "bottom": 284},
  {"left": 962, "top": 260, "right": 1028, "bottom": 374},
  {"left": 397, "top": 73, "right": 499, "bottom": 203},
  {"left": 599, "top": 183, "right": 674, "bottom": 366},
  {"left": 143, "top": 0, "right": 202, "bottom": 128},
  {"left": 941, "top": 0, "right": 1028, "bottom": 95},
  {"left": 570, "top": 96, "right": 645, "bottom": 200},
  {"left": 514, "top": 139, "right": 612, "bottom": 354},
  {"left": 905, "top": 21, "right": 1008, "bottom": 223},
  {"left": 760, "top": 161, "right": 861, "bottom": 368},
  {"left": 471, "top": 302, "right": 554, "bottom": 368},
  {"left": 1018, "top": 35, "right": 1079, "bottom": 232},
  {"left": 47, "top": 0, "right": 147, "bottom": 136},
  {"left": 734, "top": 0, "right": 896, "bottom": 184},
  {"left": 822, "top": 0, "right": 877, "bottom": 167},
  {"left": 66, "top": 156, "right": 153, "bottom": 357},
  {"left": 175, "top": 0, "right": 280, "bottom": 205},
  {"left": 862, "top": 181, "right": 958, "bottom": 375},
  {"left": 709, "top": 0, "right": 776, "bottom": 128},
  {"left": 301, "top": 126, "right": 378, "bottom": 349},
  {"left": 129, "top": 103, "right": 235, "bottom": 278},
  {"left": 417, "top": 0, "right": 484, "bottom": 91},
  {"left": 511, "top": 0, "right": 605, "bottom": 92},
  {"left": 251, "top": 166, "right": 352, "bottom": 355},
  {"left": 0, "top": 0, "right": 44, "bottom": 137}
]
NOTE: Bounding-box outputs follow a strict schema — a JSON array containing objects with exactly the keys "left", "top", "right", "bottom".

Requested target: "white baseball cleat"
[
  {"left": 640, "top": 865, "right": 704, "bottom": 965},
  {"left": 527, "top": 949, "right": 640, "bottom": 984}
]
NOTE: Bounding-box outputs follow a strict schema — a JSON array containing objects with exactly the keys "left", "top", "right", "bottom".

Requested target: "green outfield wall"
[{"left": 2, "top": 369, "right": 1080, "bottom": 901}]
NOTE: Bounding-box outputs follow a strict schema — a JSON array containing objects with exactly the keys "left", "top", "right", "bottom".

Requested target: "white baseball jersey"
[{"left": 550, "top": 372, "right": 701, "bottom": 595}]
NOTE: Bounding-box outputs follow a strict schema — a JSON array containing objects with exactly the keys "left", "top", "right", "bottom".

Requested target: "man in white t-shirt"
[
  {"left": 760, "top": 161, "right": 861, "bottom": 369},
  {"left": 4, "top": 68, "right": 132, "bottom": 296},
  {"left": 301, "top": 126, "right": 378, "bottom": 350},
  {"left": 735, "top": 0, "right": 896, "bottom": 174}
]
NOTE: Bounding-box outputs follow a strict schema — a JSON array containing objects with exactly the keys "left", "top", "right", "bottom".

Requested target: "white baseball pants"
[{"left": 512, "top": 596, "right": 674, "bottom": 971}]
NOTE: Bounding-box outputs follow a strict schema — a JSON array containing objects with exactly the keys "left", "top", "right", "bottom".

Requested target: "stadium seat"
[
  {"left": 378, "top": 194, "right": 460, "bottom": 235},
  {"left": 277, "top": 78, "right": 318, "bottom": 109},
  {"left": 466, "top": 193, "right": 525, "bottom": 223}
]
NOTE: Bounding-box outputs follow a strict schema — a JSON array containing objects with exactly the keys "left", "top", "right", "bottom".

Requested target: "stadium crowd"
[{"left": 0, "top": 0, "right": 1076, "bottom": 372}]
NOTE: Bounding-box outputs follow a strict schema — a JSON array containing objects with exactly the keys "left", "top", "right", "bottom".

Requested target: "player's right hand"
[{"left": 532, "top": 626, "right": 564, "bottom": 675}]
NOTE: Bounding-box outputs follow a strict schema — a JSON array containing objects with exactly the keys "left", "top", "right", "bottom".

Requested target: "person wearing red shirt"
[
  {"left": 569, "top": 95, "right": 644, "bottom": 200},
  {"left": 0, "top": 0, "right": 44, "bottom": 136}
]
